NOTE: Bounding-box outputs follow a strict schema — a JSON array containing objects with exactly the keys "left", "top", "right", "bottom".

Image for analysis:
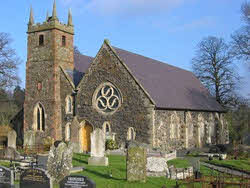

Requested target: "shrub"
[
  {"left": 42, "top": 137, "right": 53, "bottom": 151},
  {"left": 106, "top": 139, "right": 118, "bottom": 150}
]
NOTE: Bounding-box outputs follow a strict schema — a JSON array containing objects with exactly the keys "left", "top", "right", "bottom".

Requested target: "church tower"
[{"left": 23, "top": 1, "right": 74, "bottom": 145}]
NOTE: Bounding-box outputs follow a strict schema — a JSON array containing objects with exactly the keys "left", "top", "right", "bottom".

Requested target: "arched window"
[
  {"left": 65, "top": 123, "right": 71, "bottom": 141},
  {"left": 103, "top": 122, "right": 111, "bottom": 138},
  {"left": 127, "top": 127, "right": 136, "bottom": 141},
  {"left": 34, "top": 103, "right": 45, "bottom": 131},
  {"left": 39, "top": 35, "right": 44, "bottom": 46},
  {"left": 65, "top": 96, "right": 73, "bottom": 114}
]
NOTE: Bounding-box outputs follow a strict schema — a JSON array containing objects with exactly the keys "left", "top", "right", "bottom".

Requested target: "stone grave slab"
[
  {"left": 60, "top": 175, "right": 96, "bottom": 188},
  {"left": 0, "top": 166, "right": 14, "bottom": 188},
  {"left": 20, "top": 168, "right": 51, "bottom": 188}
]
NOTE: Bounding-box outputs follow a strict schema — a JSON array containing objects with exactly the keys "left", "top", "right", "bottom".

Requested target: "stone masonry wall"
[
  {"left": 60, "top": 70, "right": 74, "bottom": 141},
  {"left": 154, "top": 110, "right": 225, "bottom": 151},
  {"left": 24, "top": 21, "right": 74, "bottom": 145},
  {"left": 76, "top": 43, "right": 155, "bottom": 146}
]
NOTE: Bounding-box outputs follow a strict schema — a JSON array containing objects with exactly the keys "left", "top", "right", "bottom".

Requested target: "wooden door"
[{"left": 82, "top": 123, "right": 93, "bottom": 152}]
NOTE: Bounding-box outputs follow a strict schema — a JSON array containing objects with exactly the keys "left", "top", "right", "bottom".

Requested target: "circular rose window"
[{"left": 93, "top": 83, "right": 121, "bottom": 114}]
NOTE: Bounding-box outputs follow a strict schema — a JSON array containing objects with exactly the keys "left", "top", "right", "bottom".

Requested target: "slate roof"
[{"left": 73, "top": 46, "right": 225, "bottom": 112}]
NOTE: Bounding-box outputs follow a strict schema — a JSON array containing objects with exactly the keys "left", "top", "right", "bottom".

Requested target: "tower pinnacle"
[
  {"left": 46, "top": 10, "right": 49, "bottom": 21},
  {"left": 52, "top": 0, "right": 58, "bottom": 20},
  {"left": 28, "top": 6, "right": 34, "bottom": 25},
  {"left": 68, "top": 8, "right": 73, "bottom": 26}
]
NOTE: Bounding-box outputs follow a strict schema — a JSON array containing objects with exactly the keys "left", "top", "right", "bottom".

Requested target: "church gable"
[
  {"left": 76, "top": 41, "right": 155, "bottom": 144},
  {"left": 77, "top": 40, "right": 154, "bottom": 108}
]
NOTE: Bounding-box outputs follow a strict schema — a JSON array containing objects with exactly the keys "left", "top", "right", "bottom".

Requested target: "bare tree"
[
  {"left": 231, "top": 1, "right": 250, "bottom": 63},
  {"left": 0, "top": 32, "right": 20, "bottom": 89},
  {"left": 241, "top": 1, "right": 250, "bottom": 25},
  {"left": 13, "top": 85, "right": 25, "bottom": 109},
  {"left": 192, "top": 36, "right": 240, "bottom": 107}
]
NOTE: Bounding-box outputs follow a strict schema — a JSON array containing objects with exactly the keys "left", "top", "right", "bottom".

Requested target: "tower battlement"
[
  {"left": 27, "top": 0, "right": 73, "bottom": 34},
  {"left": 27, "top": 21, "right": 74, "bottom": 35}
]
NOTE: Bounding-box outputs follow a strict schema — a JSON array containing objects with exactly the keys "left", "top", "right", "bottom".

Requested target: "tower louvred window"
[
  {"left": 39, "top": 35, "right": 44, "bottom": 46},
  {"left": 62, "top": 36, "right": 66, "bottom": 46}
]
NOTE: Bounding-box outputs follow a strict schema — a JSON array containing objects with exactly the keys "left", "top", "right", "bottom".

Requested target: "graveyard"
[
  {"left": 0, "top": 0, "right": 250, "bottom": 187},
  {"left": 0, "top": 132, "right": 249, "bottom": 188}
]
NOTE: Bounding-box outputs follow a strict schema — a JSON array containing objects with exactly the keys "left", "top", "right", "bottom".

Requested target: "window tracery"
[{"left": 93, "top": 83, "right": 121, "bottom": 114}]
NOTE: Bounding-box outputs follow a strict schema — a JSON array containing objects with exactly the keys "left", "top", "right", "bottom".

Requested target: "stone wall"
[
  {"left": 154, "top": 110, "right": 226, "bottom": 151},
  {"left": 60, "top": 69, "right": 75, "bottom": 142},
  {"left": 24, "top": 19, "right": 74, "bottom": 145},
  {"left": 76, "top": 43, "right": 154, "bottom": 146}
]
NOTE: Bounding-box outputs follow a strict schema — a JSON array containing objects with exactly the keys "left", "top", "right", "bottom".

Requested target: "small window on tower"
[
  {"left": 62, "top": 36, "right": 66, "bottom": 46},
  {"left": 37, "top": 82, "right": 42, "bottom": 91},
  {"left": 39, "top": 35, "right": 44, "bottom": 46}
]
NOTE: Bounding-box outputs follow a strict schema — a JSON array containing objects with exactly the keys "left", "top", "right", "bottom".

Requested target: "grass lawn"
[
  {"left": 167, "top": 158, "right": 221, "bottom": 176},
  {"left": 206, "top": 159, "right": 250, "bottom": 172},
  {"left": 71, "top": 153, "right": 181, "bottom": 188},
  {"left": 0, "top": 161, "right": 11, "bottom": 168},
  {"left": 167, "top": 158, "right": 191, "bottom": 168}
]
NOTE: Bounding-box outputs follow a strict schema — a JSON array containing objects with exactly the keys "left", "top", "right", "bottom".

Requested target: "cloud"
[
  {"left": 59, "top": 0, "right": 191, "bottom": 16},
  {"left": 167, "top": 16, "right": 215, "bottom": 32}
]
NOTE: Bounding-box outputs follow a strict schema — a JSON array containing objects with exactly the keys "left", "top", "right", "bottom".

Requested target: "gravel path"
[{"left": 201, "top": 162, "right": 250, "bottom": 178}]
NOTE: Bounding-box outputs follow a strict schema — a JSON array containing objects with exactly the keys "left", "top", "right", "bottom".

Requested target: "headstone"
[
  {"left": 37, "top": 154, "right": 49, "bottom": 169},
  {"left": 7, "top": 130, "right": 16, "bottom": 149},
  {"left": 20, "top": 168, "right": 51, "bottom": 188},
  {"left": 88, "top": 128, "right": 108, "bottom": 166},
  {"left": 60, "top": 175, "right": 96, "bottom": 188},
  {"left": 24, "top": 131, "right": 36, "bottom": 146},
  {"left": 126, "top": 141, "right": 147, "bottom": 182},
  {"left": 0, "top": 166, "right": 14, "bottom": 188},
  {"left": 4, "top": 147, "right": 20, "bottom": 160},
  {"left": 146, "top": 157, "right": 168, "bottom": 176},
  {"left": 47, "top": 141, "right": 73, "bottom": 183}
]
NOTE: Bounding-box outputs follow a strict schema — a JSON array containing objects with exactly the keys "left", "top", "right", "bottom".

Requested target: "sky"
[{"left": 0, "top": 0, "right": 249, "bottom": 97}]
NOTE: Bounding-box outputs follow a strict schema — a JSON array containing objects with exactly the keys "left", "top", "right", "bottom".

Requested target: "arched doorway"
[{"left": 80, "top": 121, "right": 93, "bottom": 152}]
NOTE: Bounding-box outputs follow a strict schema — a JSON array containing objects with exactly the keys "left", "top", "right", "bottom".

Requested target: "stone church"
[{"left": 21, "top": 2, "right": 229, "bottom": 153}]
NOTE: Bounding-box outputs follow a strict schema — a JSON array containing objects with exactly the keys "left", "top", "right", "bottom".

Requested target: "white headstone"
[
  {"left": 88, "top": 128, "right": 108, "bottom": 166},
  {"left": 24, "top": 131, "right": 36, "bottom": 146},
  {"left": 90, "top": 128, "right": 105, "bottom": 157},
  {"left": 7, "top": 130, "right": 17, "bottom": 149}
]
